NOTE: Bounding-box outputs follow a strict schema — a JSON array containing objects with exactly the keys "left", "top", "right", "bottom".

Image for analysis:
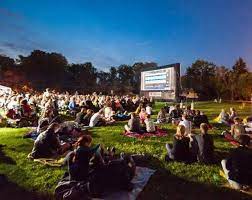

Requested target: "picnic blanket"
[
  {"left": 33, "top": 157, "right": 66, "bottom": 167},
  {"left": 224, "top": 132, "right": 252, "bottom": 147},
  {"left": 100, "top": 166, "right": 155, "bottom": 200},
  {"left": 55, "top": 166, "right": 155, "bottom": 200},
  {"left": 224, "top": 133, "right": 240, "bottom": 146},
  {"left": 123, "top": 128, "right": 167, "bottom": 139},
  {"left": 213, "top": 115, "right": 220, "bottom": 123}
]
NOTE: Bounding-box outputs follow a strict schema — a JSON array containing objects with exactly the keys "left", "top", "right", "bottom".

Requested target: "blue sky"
[{"left": 0, "top": 0, "right": 252, "bottom": 72}]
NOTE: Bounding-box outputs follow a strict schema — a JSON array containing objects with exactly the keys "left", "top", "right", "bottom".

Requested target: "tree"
[
  {"left": 229, "top": 57, "right": 249, "bottom": 100},
  {"left": 132, "top": 62, "right": 157, "bottom": 93},
  {"left": 18, "top": 50, "right": 68, "bottom": 89},
  {"left": 232, "top": 57, "right": 248, "bottom": 74},
  {"left": 184, "top": 60, "right": 216, "bottom": 99},
  {"left": 0, "top": 54, "right": 15, "bottom": 79}
]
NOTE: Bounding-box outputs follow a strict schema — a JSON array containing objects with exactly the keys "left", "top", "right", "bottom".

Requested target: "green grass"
[{"left": 0, "top": 101, "right": 252, "bottom": 199}]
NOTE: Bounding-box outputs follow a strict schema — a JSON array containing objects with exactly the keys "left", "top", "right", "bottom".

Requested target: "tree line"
[{"left": 0, "top": 50, "right": 251, "bottom": 100}]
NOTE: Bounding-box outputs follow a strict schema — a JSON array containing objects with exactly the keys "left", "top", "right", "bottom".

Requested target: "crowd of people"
[{"left": 0, "top": 88, "right": 252, "bottom": 196}]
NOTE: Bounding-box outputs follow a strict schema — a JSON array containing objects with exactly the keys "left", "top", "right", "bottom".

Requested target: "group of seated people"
[
  {"left": 156, "top": 104, "right": 209, "bottom": 128},
  {"left": 0, "top": 89, "right": 154, "bottom": 128},
  {"left": 165, "top": 123, "right": 214, "bottom": 163},
  {"left": 218, "top": 107, "right": 238, "bottom": 125},
  {"left": 124, "top": 112, "right": 156, "bottom": 133},
  {"left": 2, "top": 89, "right": 251, "bottom": 193}
]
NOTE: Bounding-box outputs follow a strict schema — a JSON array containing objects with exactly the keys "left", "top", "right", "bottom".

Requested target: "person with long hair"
[
  {"left": 165, "top": 125, "right": 190, "bottom": 162},
  {"left": 67, "top": 135, "right": 101, "bottom": 181}
]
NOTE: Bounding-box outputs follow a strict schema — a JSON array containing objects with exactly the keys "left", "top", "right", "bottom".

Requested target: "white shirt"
[
  {"left": 104, "top": 107, "right": 113, "bottom": 119},
  {"left": 145, "top": 118, "right": 156, "bottom": 132},
  {"left": 146, "top": 106, "right": 152, "bottom": 115},
  {"left": 179, "top": 119, "right": 192, "bottom": 135},
  {"left": 89, "top": 113, "right": 101, "bottom": 127}
]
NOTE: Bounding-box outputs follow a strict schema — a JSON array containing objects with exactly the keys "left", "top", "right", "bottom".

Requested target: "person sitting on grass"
[
  {"left": 135, "top": 103, "right": 143, "bottom": 114},
  {"left": 124, "top": 112, "right": 141, "bottom": 133},
  {"left": 145, "top": 104, "right": 152, "bottom": 115},
  {"left": 221, "top": 135, "right": 252, "bottom": 190},
  {"left": 139, "top": 108, "right": 147, "bottom": 124},
  {"left": 165, "top": 125, "right": 190, "bottom": 162},
  {"left": 75, "top": 107, "right": 87, "bottom": 124},
  {"left": 228, "top": 107, "right": 237, "bottom": 124},
  {"left": 170, "top": 104, "right": 182, "bottom": 125},
  {"left": 156, "top": 107, "right": 167, "bottom": 123},
  {"left": 82, "top": 109, "right": 94, "bottom": 126},
  {"left": 193, "top": 110, "right": 203, "bottom": 128},
  {"left": 179, "top": 114, "right": 192, "bottom": 136},
  {"left": 200, "top": 111, "right": 210, "bottom": 125},
  {"left": 194, "top": 123, "right": 214, "bottom": 164},
  {"left": 66, "top": 135, "right": 102, "bottom": 181},
  {"left": 222, "top": 117, "right": 246, "bottom": 141},
  {"left": 103, "top": 104, "right": 116, "bottom": 124},
  {"left": 28, "top": 123, "right": 70, "bottom": 159},
  {"left": 144, "top": 115, "right": 156, "bottom": 133},
  {"left": 20, "top": 99, "right": 32, "bottom": 117},
  {"left": 219, "top": 109, "right": 229, "bottom": 125},
  {"left": 89, "top": 110, "right": 104, "bottom": 127}
]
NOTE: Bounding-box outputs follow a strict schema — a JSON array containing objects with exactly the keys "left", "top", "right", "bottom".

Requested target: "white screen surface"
[{"left": 141, "top": 67, "right": 174, "bottom": 91}]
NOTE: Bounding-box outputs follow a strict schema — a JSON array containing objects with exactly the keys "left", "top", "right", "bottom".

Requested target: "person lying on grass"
[
  {"left": 165, "top": 125, "right": 190, "bottom": 162},
  {"left": 28, "top": 122, "right": 71, "bottom": 159},
  {"left": 221, "top": 134, "right": 252, "bottom": 190}
]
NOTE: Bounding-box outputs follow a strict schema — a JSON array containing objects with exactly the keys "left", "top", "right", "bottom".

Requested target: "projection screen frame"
[{"left": 140, "top": 63, "right": 181, "bottom": 101}]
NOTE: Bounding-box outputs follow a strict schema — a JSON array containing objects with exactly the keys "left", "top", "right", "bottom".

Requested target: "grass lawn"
[{"left": 0, "top": 101, "right": 252, "bottom": 200}]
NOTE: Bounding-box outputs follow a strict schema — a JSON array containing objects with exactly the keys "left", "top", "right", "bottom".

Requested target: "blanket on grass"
[
  {"left": 224, "top": 134, "right": 240, "bottom": 146},
  {"left": 123, "top": 128, "right": 167, "bottom": 139},
  {"left": 33, "top": 157, "right": 66, "bottom": 167},
  {"left": 224, "top": 133, "right": 252, "bottom": 147},
  {"left": 100, "top": 166, "right": 155, "bottom": 200},
  {"left": 55, "top": 166, "right": 155, "bottom": 200}
]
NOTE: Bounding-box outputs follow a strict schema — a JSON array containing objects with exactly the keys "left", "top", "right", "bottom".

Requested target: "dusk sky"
[{"left": 0, "top": 0, "right": 252, "bottom": 72}]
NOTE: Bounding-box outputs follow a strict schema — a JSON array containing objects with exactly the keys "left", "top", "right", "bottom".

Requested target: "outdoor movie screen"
[{"left": 141, "top": 67, "right": 175, "bottom": 91}]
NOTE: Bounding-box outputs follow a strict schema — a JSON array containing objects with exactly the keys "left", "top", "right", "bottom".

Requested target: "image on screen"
[{"left": 141, "top": 67, "right": 174, "bottom": 91}]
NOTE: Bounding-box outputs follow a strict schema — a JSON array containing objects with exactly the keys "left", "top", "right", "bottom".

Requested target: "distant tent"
[{"left": 186, "top": 91, "right": 199, "bottom": 99}]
